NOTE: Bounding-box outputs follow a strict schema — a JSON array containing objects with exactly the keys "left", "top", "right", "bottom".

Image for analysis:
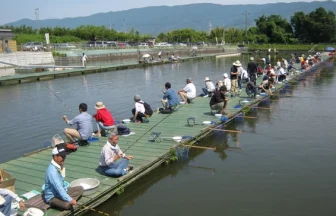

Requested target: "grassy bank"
[{"left": 248, "top": 44, "right": 334, "bottom": 51}]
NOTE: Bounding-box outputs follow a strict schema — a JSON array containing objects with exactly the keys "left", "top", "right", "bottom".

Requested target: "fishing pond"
[{"left": 0, "top": 55, "right": 335, "bottom": 215}]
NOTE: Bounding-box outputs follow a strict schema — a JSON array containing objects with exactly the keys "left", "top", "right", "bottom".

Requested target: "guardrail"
[{"left": 16, "top": 43, "right": 236, "bottom": 52}]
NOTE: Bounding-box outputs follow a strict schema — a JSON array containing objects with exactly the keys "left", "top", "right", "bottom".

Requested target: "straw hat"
[
  {"left": 95, "top": 101, "right": 105, "bottom": 109},
  {"left": 223, "top": 73, "right": 228, "bottom": 78},
  {"left": 233, "top": 60, "right": 242, "bottom": 67},
  {"left": 204, "top": 77, "right": 211, "bottom": 81}
]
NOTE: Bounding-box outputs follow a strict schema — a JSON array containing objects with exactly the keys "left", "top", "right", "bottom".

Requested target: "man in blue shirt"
[
  {"left": 161, "top": 82, "right": 179, "bottom": 110},
  {"left": 43, "top": 145, "right": 84, "bottom": 210},
  {"left": 63, "top": 103, "right": 93, "bottom": 144}
]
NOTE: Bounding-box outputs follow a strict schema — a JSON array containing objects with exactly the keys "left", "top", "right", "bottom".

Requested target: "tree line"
[{"left": 1, "top": 7, "right": 335, "bottom": 45}]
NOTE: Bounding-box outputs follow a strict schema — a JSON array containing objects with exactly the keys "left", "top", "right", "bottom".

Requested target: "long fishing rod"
[
  {"left": 77, "top": 202, "right": 109, "bottom": 216},
  {"left": 42, "top": 82, "right": 76, "bottom": 115},
  {"left": 122, "top": 103, "right": 186, "bottom": 154}
]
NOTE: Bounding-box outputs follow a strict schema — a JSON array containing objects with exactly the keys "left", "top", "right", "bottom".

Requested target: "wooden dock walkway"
[{"left": 0, "top": 55, "right": 329, "bottom": 216}]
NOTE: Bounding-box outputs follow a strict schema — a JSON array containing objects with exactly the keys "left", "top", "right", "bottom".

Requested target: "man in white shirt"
[
  {"left": 223, "top": 73, "right": 231, "bottom": 93},
  {"left": 276, "top": 58, "right": 281, "bottom": 70},
  {"left": 178, "top": 78, "right": 196, "bottom": 104},
  {"left": 278, "top": 66, "right": 286, "bottom": 82},
  {"left": 82, "top": 53, "right": 87, "bottom": 67},
  {"left": 201, "top": 77, "right": 216, "bottom": 97},
  {"left": 99, "top": 132, "right": 133, "bottom": 177},
  {"left": 0, "top": 175, "right": 25, "bottom": 216},
  {"left": 132, "top": 95, "right": 146, "bottom": 123}
]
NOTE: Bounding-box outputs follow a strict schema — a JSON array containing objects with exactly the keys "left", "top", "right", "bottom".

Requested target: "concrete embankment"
[{"left": 0, "top": 52, "right": 54, "bottom": 68}]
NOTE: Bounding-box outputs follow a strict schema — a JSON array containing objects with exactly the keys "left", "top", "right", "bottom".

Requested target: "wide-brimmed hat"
[
  {"left": 233, "top": 60, "right": 242, "bottom": 67},
  {"left": 95, "top": 101, "right": 105, "bottom": 109},
  {"left": 204, "top": 77, "right": 211, "bottom": 81},
  {"left": 223, "top": 73, "right": 228, "bottom": 78}
]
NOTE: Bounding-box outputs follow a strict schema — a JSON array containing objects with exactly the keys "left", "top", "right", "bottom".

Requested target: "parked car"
[
  {"left": 22, "top": 42, "right": 45, "bottom": 51},
  {"left": 173, "top": 43, "right": 187, "bottom": 47},
  {"left": 155, "top": 42, "right": 172, "bottom": 47},
  {"left": 197, "top": 42, "right": 208, "bottom": 47},
  {"left": 139, "top": 43, "right": 149, "bottom": 48},
  {"left": 117, "top": 43, "right": 127, "bottom": 49},
  {"left": 106, "top": 41, "right": 117, "bottom": 47},
  {"left": 87, "top": 41, "right": 108, "bottom": 47},
  {"left": 54, "top": 43, "right": 76, "bottom": 49}
]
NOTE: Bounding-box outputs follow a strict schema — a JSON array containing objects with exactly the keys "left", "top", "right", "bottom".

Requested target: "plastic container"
[
  {"left": 51, "top": 134, "right": 64, "bottom": 148},
  {"left": 179, "top": 101, "right": 185, "bottom": 105},
  {"left": 215, "top": 114, "right": 222, "bottom": 119},
  {"left": 70, "top": 178, "right": 100, "bottom": 196},
  {"left": 172, "top": 136, "right": 182, "bottom": 142},
  {"left": 203, "top": 121, "right": 212, "bottom": 126},
  {"left": 24, "top": 208, "right": 44, "bottom": 216},
  {"left": 122, "top": 119, "right": 131, "bottom": 124}
]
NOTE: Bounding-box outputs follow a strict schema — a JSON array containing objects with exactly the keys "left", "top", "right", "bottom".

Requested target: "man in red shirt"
[{"left": 93, "top": 102, "right": 115, "bottom": 137}]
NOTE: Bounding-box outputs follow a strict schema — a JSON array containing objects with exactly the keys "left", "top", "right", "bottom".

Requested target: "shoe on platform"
[{"left": 126, "top": 166, "right": 134, "bottom": 173}]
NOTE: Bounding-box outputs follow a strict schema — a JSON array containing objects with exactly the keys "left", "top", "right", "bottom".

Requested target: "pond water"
[{"left": 0, "top": 54, "right": 335, "bottom": 216}]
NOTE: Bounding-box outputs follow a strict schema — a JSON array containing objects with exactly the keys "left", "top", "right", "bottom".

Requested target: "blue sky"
[{"left": 0, "top": 0, "right": 327, "bottom": 25}]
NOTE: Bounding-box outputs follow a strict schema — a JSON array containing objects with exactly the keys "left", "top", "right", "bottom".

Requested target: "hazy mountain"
[{"left": 4, "top": 1, "right": 336, "bottom": 35}]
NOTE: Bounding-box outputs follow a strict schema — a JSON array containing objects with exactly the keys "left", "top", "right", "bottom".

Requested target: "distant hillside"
[{"left": 4, "top": 1, "right": 336, "bottom": 35}]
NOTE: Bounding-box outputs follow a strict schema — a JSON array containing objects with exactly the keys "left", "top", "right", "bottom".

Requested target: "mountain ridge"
[{"left": 4, "top": 1, "right": 336, "bottom": 35}]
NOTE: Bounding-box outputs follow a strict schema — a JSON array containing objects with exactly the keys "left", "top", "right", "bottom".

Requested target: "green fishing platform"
[{"left": 0, "top": 55, "right": 329, "bottom": 216}]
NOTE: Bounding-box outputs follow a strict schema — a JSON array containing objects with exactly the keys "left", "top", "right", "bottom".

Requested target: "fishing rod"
[
  {"left": 42, "top": 82, "right": 76, "bottom": 115},
  {"left": 77, "top": 202, "right": 110, "bottom": 216},
  {"left": 122, "top": 103, "right": 186, "bottom": 154}
]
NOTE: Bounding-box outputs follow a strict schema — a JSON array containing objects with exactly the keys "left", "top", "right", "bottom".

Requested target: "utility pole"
[
  {"left": 208, "top": 21, "right": 212, "bottom": 35},
  {"left": 222, "top": 27, "right": 225, "bottom": 45},
  {"left": 242, "top": 10, "right": 248, "bottom": 37},
  {"left": 35, "top": 8, "right": 39, "bottom": 34},
  {"left": 123, "top": 19, "right": 126, "bottom": 33}
]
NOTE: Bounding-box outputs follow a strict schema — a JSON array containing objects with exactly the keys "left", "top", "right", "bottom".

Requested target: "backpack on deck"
[{"left": 140, "top": 102, "right": 153, "bottom": 116}]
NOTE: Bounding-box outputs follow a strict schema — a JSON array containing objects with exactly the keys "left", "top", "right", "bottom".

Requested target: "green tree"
[
  {"left": 291, "top": 7, "right": 336, "bottom": 43},
  {"left": 255, "top": 15, "right": 294, "bottom": 43}
]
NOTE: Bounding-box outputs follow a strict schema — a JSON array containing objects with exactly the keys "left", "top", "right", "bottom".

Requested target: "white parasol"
[{"left": 142, "top": 54, "right": 150, "bottom": 58}]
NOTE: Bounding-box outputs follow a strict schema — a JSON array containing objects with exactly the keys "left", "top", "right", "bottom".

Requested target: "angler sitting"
[
  {"left": 161, "top": 82, "right": 179, "bottom": 113},
  {"left": 43, "top": 145, "right": 84, "bottom": 210},
  {"left": 209, "top": 86, "right": 229, "bottom": 115},
  {"left": 178, "top": 78, "right": 196, "bottom": 104},
  {"left": 63, "top": 103, "right": 93, "bottom": 145},
  {"left": 99, "top": 132, "right": 134, "bottom": 177},
  {"left": 259, "top": 78, "right": 275, "bottom": 96},
  {"left": 201, "top": 77, "right": 216, "bottom": 97},
  {"left": 132, "top": 95, "right": 153, "bottom": 123},
  {"left": 278, "top": 66, "right": 287, "bottom": 82},
  {"left": 93, "top": 101, "right": 115, "bottom": 137},
  {"left": 0, "top": 176, "right": 25, "bottom": 215}
]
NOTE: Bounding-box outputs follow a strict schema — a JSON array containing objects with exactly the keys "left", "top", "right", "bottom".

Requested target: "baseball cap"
[{"left": 52, "top": 144, "right": 68, "bottom": 157}]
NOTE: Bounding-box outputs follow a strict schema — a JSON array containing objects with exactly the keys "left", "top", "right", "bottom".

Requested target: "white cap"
[{"left": 223, "top": 73, "right": 228, "bottom": 78}]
